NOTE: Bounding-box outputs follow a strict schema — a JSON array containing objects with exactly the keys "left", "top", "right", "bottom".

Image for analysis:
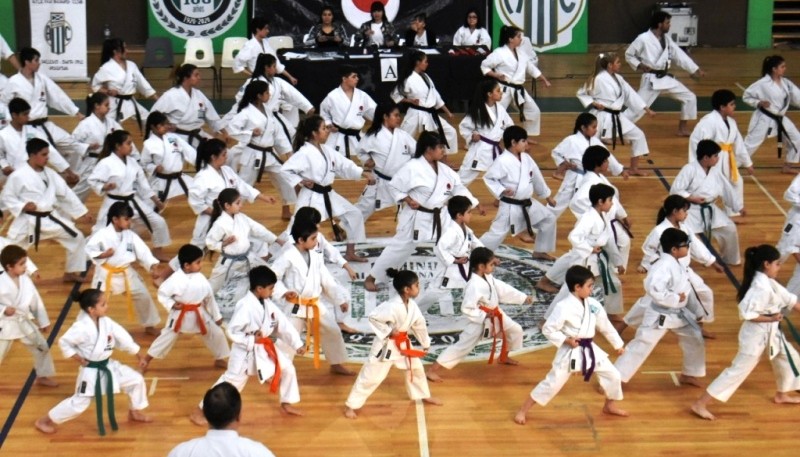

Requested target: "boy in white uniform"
[{"left": 320, "top": 65, "right": 377, "bottom": 160}]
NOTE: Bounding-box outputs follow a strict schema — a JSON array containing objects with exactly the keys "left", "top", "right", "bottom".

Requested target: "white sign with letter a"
[{"left": 380, "top": 58, "right": 398, "bottom": 82}]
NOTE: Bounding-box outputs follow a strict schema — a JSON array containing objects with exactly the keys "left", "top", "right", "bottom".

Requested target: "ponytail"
[
  {"left": 144, "top": 111, "right": 169, "bottom": 140},
  {"left": 85, "top": 92, "right": 109, "bottom": 117},
  {"left": 98, "top": 130, "right": 131, "bottom": 160},
  {"left": 739, "top": 244, "right": 781, "bottom": 301},
  {"left": 208, "top": 188, "right": 241, "bottom": 233},
  {"left": 238, "top": 80, "right": 269, "bottom": 113},
  {"left": 656, "top": 195, "right": 690, "bottom": 225},
  {"left": 386, "top": 268, "right": 419, "bottom": 295},
  {"left": 195, "top": 138, "right": 227, "bottom": 172},
  {"left": 293, "top": 115, "right": 325, "bottom": 151}
]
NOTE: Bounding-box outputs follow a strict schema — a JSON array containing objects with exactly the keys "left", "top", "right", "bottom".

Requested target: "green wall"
[
  {"left": 0, "top": 0, "right": 16, "bottom": 49},
  {"left": 747, "top": 0, "right": 774, "bottom": 48}
]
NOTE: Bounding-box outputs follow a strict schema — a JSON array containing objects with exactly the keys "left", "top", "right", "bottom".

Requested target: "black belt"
[
  {"left": 24, "top": 210, "right": 78, "bottom": 251},
  {"left": 332, "top": 123, "right": 361, "bottom": 159},
  {"left": 115, "top": 94, "right": 143, "bottom": 133},
  {"left": 246, "top": 143, "right": 282, "bottom": 183},
  {"left": 107, "top": 194, "right": 153, "bottom": 233},
  {"left": 610, "top": 218, "right": 634, "bottom": 247},
  {"left": 273, "top": 111, "right": 293, "bottom": 146},
  {"left": 646, "top": 69, "right": 673, "bottom": 79},
  {"left": 373, "top": 169, "right": 392, "bottom": 181},
  {"left": 457, "top": 263, "right": 471, "bottom": 282},
  {"left": 415, "top": 205, "right": 442, "bottom": 242},
  {"left": 87, "top": 152, "right": 99, "bottom": 159},
  {"left": 498, "top": 79, "right": 526, "bottom": 123},
  {"left": 28, "top": 118, "right": 56, "bottom": 147},
  {"left": 407, "top": 104, "right": 450, "bottom": 149},
  {"left": 758, "top": 106, "right": 794, "bottom": 159},
  {"left": 479, "top": 135, "right": 502, "bottom": 160},
  {"left": 500, "top": 196, "right": 534, "bottom": 238},
  {"left": 173, "top": 128, "right": 205, "bottom": 148},
  {"left": 309, "top": 183, "right": 345, "bottom": 241},
  {"left": 600, "top": 107, "right": 624, "bottom": 150},
  {"left": 155, "top": 171, "right": 188, "bottom": 201}
]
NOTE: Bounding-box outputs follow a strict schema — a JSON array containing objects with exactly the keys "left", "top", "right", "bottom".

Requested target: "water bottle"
[{"left": 103, "top": 24, "right": 111, "bottom": 40}]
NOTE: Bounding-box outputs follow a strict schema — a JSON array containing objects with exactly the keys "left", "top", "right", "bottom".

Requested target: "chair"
[
  {"left": 267, "top": 35, "right": 294, "bottom": 51},
  {"left": 183, "top": 37, "right": 218, "bottom": 98},
  {"left": 218, "top": 36, "right": 248, "bottom": 96},
  {"left": 141, "top": 37, "right": 174, "bottom": 77}
]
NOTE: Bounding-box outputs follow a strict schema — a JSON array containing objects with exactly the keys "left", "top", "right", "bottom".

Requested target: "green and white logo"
[
  {"left": 496, "top": 0, "right": 587, "bottom": 52},
  {"left": 149, "top": 0, "right": 244, "bottom": 38}
]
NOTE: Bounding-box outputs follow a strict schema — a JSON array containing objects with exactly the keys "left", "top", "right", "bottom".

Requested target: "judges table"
[{"left": 279, "top": 47, "right": 487, "bottom": 109}]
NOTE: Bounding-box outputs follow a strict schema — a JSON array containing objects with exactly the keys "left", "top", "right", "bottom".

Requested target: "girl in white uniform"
[
  {"left": 577, "top": 52, "right": 653, "bottom": 176},
  {"left": 692, "top": 244, "right": 800, "bottom": 420},
  {"left": 452, "top": 9, "right": 491, "bottom": 47},
  {"left": 140, "top": 111, "right": 196, "bottom": 204},
  {"left": 34, "top": 289, "right": 150, "bottom": 435},
  {"left": 320, "top": 65, "right": 377, "bottom": 160},
  {"left": 391, "top": 51, "right": 458, "bottom": 154}
]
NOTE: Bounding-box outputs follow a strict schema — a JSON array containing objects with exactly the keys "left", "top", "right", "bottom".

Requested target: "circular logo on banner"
[
  {"left": 341, "top": 0, "right": 400, "bottom": 29},
  {"left": 495, "top": 0, "right": 586, "bottom": 52},
  {"left": 150, "top": 0, "right": 244, "bottom": 38},
  {"left": 317, "top": 240, "right": 602, "bottom": 364}
]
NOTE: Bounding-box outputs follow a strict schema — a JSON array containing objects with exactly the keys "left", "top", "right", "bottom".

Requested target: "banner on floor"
[
  {"left": 29, "top": 0, "right": 87, "bottom": 81},
  {"left": 492, "top": 0, "right": 588, "bottom": 53},
  {"left": 147, "top": 0, "right": 249, "bottom": 52}
]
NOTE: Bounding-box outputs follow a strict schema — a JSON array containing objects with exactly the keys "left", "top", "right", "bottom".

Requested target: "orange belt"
[
  {"left": 288, "top": 296, "right": 322, "bottom": 368},
  {"left": 173, "top": 303, "right": 206, "bottom": 335},
  {"left": 255, "top": 336, "right": 281, "bottom": 394},
  {"left": 480, "top": 305, "right": 507, "bottom": 364},
  {"left": 101, "top": 263, "right": 134, "bottom": 320},
  {"left": 720, "top": 142, "right": 738, "bottom": 182},
  {"left": 391, "top": 331, "right": 426, "bottom": 379}
]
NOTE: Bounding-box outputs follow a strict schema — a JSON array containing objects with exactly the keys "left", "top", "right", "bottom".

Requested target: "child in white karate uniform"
[
  {"left": 34, "top": 289, "right": 151, "bottom": 435},
  {"left": 514, "top": 265, "right": 626, "bottom": 425},
  {"left": 320, "top": 65, "right": 377, "bottom": 160},
  {"left": 140, "top": 111, "right": 197, "bottom": 204},
  {"left": 458, "top": 78, "right": 513, "bottom": 185},
  {"left": 692, "top": 244, "right": 800, "bottom": 420},
  {"left": 344, "top": 268, "right": 442, "bottom": 419}
]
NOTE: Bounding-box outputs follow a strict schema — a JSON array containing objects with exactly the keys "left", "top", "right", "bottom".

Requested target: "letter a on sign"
[{"left": 381, "top": 58, "right": 398, "bottom": 82}]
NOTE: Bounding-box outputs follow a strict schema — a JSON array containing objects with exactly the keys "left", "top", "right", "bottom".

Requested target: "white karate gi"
[
  {"left": 779, "top": 177, "right": 800, "bottom": 293},
  {"left": 0, "top": 72, "right": 87, "bottom": 165},
  {"left": 47, "top": 313, "right": 148, "bottom": 424},
  {"left": 452, "top": 26, "right": 491, "bottom": 46},
  {"left": 91, "top": 59, "right": 156, "bottom": 125},
  {"left": 0, "top": 34, "right": 13, "bottom": 85},
  {"left": 458, "top": 103, "right": 513, "bottom": 185},
  {"left": 572, "top": 171, "right": 632, "bottom": 269},
  {"left": 624, "top": 30, "right": 700, "bottom": 122},
  {"left": 345, "top": 295, "right": 432, "bottom": 409},
  {"left": 0, "top": 103, "right": 8, "bottom": 131},
  {"left": 320, "top": 86, "right": 376, "bottom": 159},
  {"left": 88, "top": 153, "right": 171, "bottom": 248},
  {"left": 670, "top": 161, "right": 742, "bottom": 265},
  {"left": 0, "top": 124, "right": 70, "bottom": 175},
  {"left": 0, "top": 236, "right": 38, "bottom": 275},
  {"left": 355, "top": 126, "right": 415, "bottom": 220},
  {"left": 188, "top": 165, "right": 260, "bottom": 248},
  {"left": 271, "top": 244, "right": 349, "bottom": 366},
  {"left": 578, "top": 71, "right": 649, "bottom": 158},
  {"left": 0, "top": 270, "right": 55, "bottom": 377},
  {"left": 688, "top": 110, "right": 751, "bottom": 215},
  {"left": 147, "top": 269, "right": 229, "bottom": 360},
  {"left": 281, "top": 141, "right": 366, "bottom": 243},
  {"left": 530, "top": 294, "right": 624, "bottom": 405},
  {"left": 0, "top": 163, "right": 88, "bottom": 273},
  {"left": 168, "top": 430, "right": 276, "bottom": 457},
  {"left": 706, "top": 272, "right": 800, "bottom": 402},
  {"left": 151, "top": 87, "right": 223, "bottom": 147},
  {"left": 391, "top": 72, "right": 458, "bottom": 154},
  {"left": 140, "top": 133, "right": 196, "bottom": 201},
  {"left": 742, "top": 75, "right": 800, "bottom": 163},
  {"left": 233, "top": 37, "right": 285, "bottom": 75},
  {"left": 480, "top": 150, "right": 557, "bottom": 253},
  {"left": 71, "top": 114, "right": 130, "bottom": 201},
  {"left": 436, "top": 273, "right": 528, "bottom": 369},
  {"left": 368, "top": 157, "right": 478, "bottom": 285},
  {"left": 86, "top": 225, "right": 161, "bottom": 327},
  {"left": 615, "top": 255, "right": 705, "bottom": 382},
  {"left": 480, "top": 45, "right": 541, "bottom": 135}
]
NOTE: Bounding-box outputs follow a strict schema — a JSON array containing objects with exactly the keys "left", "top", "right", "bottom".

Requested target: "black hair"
[
  {"left": 386, "top": 268, "right": 419, "bottom": 295},
  {"left": 106, "top": 201, "right": 134, "bottom": 226},
  {"left": 696, "top": 139, "right": 721, "bottom": 161},
  {"left": 145, "top": 111, "right": 169, "bottom": 139},
  {"left": 711, "top": 89, "right": 736, "bottom": 111},
  {"left": 370, "top": 1, "right": 385, "bottom": 14},
  {"left": 656, "top": 195, "right": 690, "bottom": 224},
  {"left": 19, "top": 47, "right": 40, "bottom": 66},
  {"left": 0, "top": 245, "right": 27, "bottom": 270},
  {"left": 467, "top": 78, "right": 500, "bottom": 129},
  {"left": 72, "top": 288, "right": 104, "bottom": 313},
  {"left": 100, "top": 38, "right": 125, "bottom": 65},
  {"left": 659, "top": 227, "right": 689, "bottom": 253},
  {"left": 565, "top": 265, "right": 594, "bottom": 292},
  {"left": 739, "top": 244, "right": 781, "bottom": 301},
  {"left": 582, "top": 145, "right": 610, "bottom": 173},
  {"left": 249, "top": 265, "right": 277, "bottom": 290},
  {"left": 339, "top": 64, "right": 358, "bottom": 79},
  {"left": 178, "top": 244, "right": 204, "bottom": 268},
  {"left": 294, "top": 206, "right": 322, "bottom": 225},
  {"left": 588, "top": 183, "right": 615, "bottom": 206},
  {"left": 174, "top": 64, "right": 198, "bottom": 87},
  {"left": 502, "top": 125, "right": 527, "bottom": 150},
  {"left": 85, "top": 92, "right": 110, "bottom": 117},
  {"left": 293, "top": 115, "right": 327, "bottom": 151},
  {"left": 98, "top": 129, "right": 131, "bottom": 160},
  {"left": 250, "top": 17, "right": 270, "bottom": 35},
  {"left": 196, "top": 138, "right": 227, "bottom": 171},
  {"left": 26, "top": 138, "right": 49, "bottom": 156},
  {"left": 762, "top": 55, "right": 785, "bottom": 77},
  {"left": 8, "top": 97, "right": 31, "bottom": 115},
  {"left": 573, "top": 112, "right": 597, "bottom": 135},
  {"left": 650, "top": 11, "right": 671, "bottom": 29},
  {"left": 366, "top": 101, "right": 400, "bottom": 136},
  {"left": 318, "top": 5, "right": 336, "bottom": 22},
  {"left": 238, "top": 80, "right": 269, "bottom": 113},
  {"left": 469, "top": 247, "right": 495, "bottom": 272},
  {"left": 202, "top": 382, "right": 242, "bottom": 429},
  {"left": 290, "top": 218, "right": 319, "bottom": 242},
  {"left": 252, "top": 53, "right": 278, "bottom": 81},
  {"left": 463, "top": 8, "right": 484, "bottom": 28},
  {"left": 414, "top": 131, "right": 444, "bottom": 158},
  {"left": 499, "top": 25, "right": 522, "bottom": 46},
  {"left": 209, "top": 188, "right": 241, "bottom": 232},
  {"left": 413, "top": 12, "right": 427, "bottom": 23},
  {"left": 447, "top": 195, "right": 472, "bottom": 220},
  {"left": 397, "top": 50, "right": 427, "bottom": 98}
]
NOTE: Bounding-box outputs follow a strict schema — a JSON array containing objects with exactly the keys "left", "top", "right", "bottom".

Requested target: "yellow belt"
[
  {"left": 720, "top": 142, "right": 738, "bottom": 182},
  {"left": 101, "top": 263, "right": 134, "bottom": 320},
  {"left": 289, "top": 296, "right": 322, "bottom": 369}
]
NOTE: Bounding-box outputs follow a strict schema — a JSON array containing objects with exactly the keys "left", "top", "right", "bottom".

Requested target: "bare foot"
[
  {"left": 602, "top": 402, "right": 629, "bottom": 417},
  {"left": 691, "top": 402, "right": 716, "bottom": 420},
  {"left": 281, "top": 403, "right": 304, "bottom": 416},
  {"left": 774, "top": 392, "right": 800, "bottom": 404},
  {"left": 679, "top": 374, "right": 704, "bottom": 388},
  {"left": 189, "top": 407, "right": 207, "bottom": 426},
  {"left": 531, "top": 252, "right": 556, "bottom": 261},
  {"left": 501, "top": 357, "right": 520, "bottom": 366},
  {"left": 34, "top": 377, "right": 59, "bottom": 387},
  {"left": 144, "top": 326, "right": 160, "bottom": 336},
  {"left": 426, "top": 371, "right": 444, "bottom": 383},
  {"left": 330, "top": 364, "right": 355, "bottom": 376},
  {"left": 628, "top": 168, "right": 650, "bottom": 177},
  {"left": 701, "top": 328, "right": 716, "bottom": 339},
  {"left": 338, "top": 322, "right": 359, "bottom": 334},
  {"left": 364, "top": 276, "right": 378, "bottom": 292},
  {"left": 34, "top": 416, "right": 56, "bottom": 434},
  {"left": 62, "top": 273, "right": 88, "bottom": 283},
  {"left": 128, "top": 410, "right": 152, "bottom": 423},
  {"left": 344, "top": 252, "right": 368, "bottom": 263},
  {"left": 516, "top": 232, "right": 535, "bottom": 243},
  {"left": 344, "top": 407, "right": 358, "bottom": 419},
  {"left": 782, "top": 165, "right": 800, "bottom": 175},
  {"left": 281, "top": 205, "right": 292, "bottom": 221},
  {"left": 676, "top": 131, "right": 691, "bottom": 137},
  {"left": 493, "top": 199, "right": 500, "bottom": 208},
  {"left": 551, "top": 172, "right": 564, "bottom": 181},
  {"left": 513, "top": 411, "right": 527, "bottom": 425},
  {"left": 422, "top": 396, "right": 443, "bottom": 406},
  {"left": 535, "top": 278, "right": 559, "bottom": 294},
  {"left": 214, "top": 359, "right": 228, "bottom": 369}
]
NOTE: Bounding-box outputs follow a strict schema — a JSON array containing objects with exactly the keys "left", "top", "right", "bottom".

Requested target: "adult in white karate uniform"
[
  {"left": 577, "top": 52, "right": 652, "bottom": 176},
  {"left": 140, "top": 111, "right": 196, "bottom": 203},
  {"left": 480, "top": 25, "right": 550, "bottom": 136},
  {"left": 452, "top": 9, "right": 491, "bottom": 47},
  {"left": 672, "top": 140, "right": 744, "bottom": 266},
  {"left": 91, "top": 38, "right": 157, "bottom": 131},
  {"left": 364, "top": 132, "right": 479, "bottom": 291},
  {"left": 0, "top": 139, "right": 88, "bottom": 282},
  {"left": 391, "top": 51, "right": 457, "bottom": 154},
  {"left": 624, "top": 11, "right": 704, "bottom": 136},
  {"left": 779, "top": 173, "right": 800, "bottom": 294},
  {"left": 320, "top": 65, "right": 377, "bottom": 160}
]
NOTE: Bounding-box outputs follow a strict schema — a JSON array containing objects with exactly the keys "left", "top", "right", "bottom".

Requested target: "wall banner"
[
  {"left": 148, "top": 0, "right": 249, "bottom": 52},
  {"left": 30, "top": 0, "right": 87, "bottom": 81},
  {"left": 493, "top": 0, "right": 588, "bottom": 53}
]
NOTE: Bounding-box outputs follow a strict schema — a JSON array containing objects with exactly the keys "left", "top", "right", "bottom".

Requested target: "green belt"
[
  {"left": 782, "top": 318, "right": 800, "bottom": 377},
  {"left": 698, "top": 203, "right": 713, "bottom": 241},
  {"left": 86, "top": 358, "right": 118, "bottom": 436},
  {"left": 596, "top": 249, "right": 617, "bottom": 295}
]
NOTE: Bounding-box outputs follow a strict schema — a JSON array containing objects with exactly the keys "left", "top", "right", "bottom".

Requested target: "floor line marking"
[{"left": 415, "top": 399, "right": 430, "bottom": 457}]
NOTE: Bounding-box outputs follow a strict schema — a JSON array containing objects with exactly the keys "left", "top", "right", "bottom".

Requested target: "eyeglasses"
[{"left": 676, "top": 242, "right": 690, "bottom": 248}]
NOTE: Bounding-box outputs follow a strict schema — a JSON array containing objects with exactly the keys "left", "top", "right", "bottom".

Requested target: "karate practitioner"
[
  {"left": 320, "top": 65, "right": 377, "bottom": 160},
  {"left": 233, "top": 17, "right": 297, "bottom": 83},
  {"left": 140, "top": 111, "right": 196, "bottom": 204}
]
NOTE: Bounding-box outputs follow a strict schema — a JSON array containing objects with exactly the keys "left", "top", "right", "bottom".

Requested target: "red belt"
[
  {"left": 173, "top": 303, "right": 206, "bottom": 335},
  {"left": 480, "top": 305, "right": 507, "bottom": 364},
  {"left": 256, "top": 336, "right": 281, "bottom": 394}
]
